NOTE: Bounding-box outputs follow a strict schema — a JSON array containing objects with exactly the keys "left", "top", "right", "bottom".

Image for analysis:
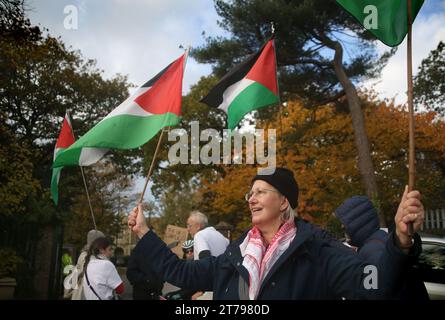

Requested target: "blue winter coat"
[
  {"left": 134, "top": 218, "right": 421, "bottom": 300},
  {"left": 334, "top": 195, "right": 429, "bottom": 300}
]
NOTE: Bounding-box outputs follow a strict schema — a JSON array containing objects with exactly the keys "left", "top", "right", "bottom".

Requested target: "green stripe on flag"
[
  {"left": 53, "top": 112, "right": 180, "bottom": 168},
  {"left": 226, "top": 82, "right": 279, "bottom": 130}
]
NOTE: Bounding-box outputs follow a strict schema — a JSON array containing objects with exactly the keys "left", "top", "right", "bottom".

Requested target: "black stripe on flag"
[
  {"left": 200, "top": 39, "right": 270, "bottom": 108},
  {"left": 141, "top": 61, "right": 174, "bottom": 88}
]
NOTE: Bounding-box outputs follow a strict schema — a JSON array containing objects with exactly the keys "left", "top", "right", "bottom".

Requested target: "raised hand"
[
  {"left": 128, "top": 203, "right": 150, "bottom": 239},
  {"left": 395, "top": 186, "right": 425, "bottom": 249}
]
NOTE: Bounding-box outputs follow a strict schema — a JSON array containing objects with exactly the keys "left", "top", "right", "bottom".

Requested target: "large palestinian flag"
[
  {"left": 201, "top": 39, "right": 279, "bottom": 130},
  {"left": 51, "top": 111, "right": 75, "bottom": 205},
  {"left": 336, "top": 0, "right": 424, "bottom": 47},
  {"left": 53, "top": 52, "right": 187, "bottom": 168}
]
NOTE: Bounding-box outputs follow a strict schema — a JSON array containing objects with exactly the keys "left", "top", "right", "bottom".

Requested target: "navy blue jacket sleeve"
[
  {"left": 324, "top": 231, "right": 421, "bottom": 299},
  {"left": 134, "top": 230, "right": 216, "bottom": 292}
]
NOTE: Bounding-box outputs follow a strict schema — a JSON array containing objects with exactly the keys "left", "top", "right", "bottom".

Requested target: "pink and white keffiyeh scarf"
[{"left": 239, "top": 219, "right": 296, "bottom": 300}]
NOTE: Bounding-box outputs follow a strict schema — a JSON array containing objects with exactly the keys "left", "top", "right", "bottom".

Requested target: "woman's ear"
[{"left": 280, "top": 197, "right": 289, "bottom": 212}]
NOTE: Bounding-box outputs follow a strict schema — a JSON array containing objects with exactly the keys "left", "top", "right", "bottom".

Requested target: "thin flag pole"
[
  {"left": 407, "top": 0, "right": 415, "bottom": 235},
  {"left": 279, "top": 104, "right": 285, "bottom": 167},
  {"left": 80, "top": 166, "right": 97, "bottom": 230},
  {"left": 271, "top": 22, "right": 285, "bottom": 167},
  {"left": 138, "top": 128, "right": 166, "bottom": 204},
  {"left": 67, "top": 111, "right": 97, "bottom": 230}
]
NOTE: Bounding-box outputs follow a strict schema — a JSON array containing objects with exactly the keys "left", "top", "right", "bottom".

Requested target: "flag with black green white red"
[
  {"left": 51, "top": 111, "right": 75, "bottom": 205},
  {"left": 53, "top": 51, "right": 187, "bottom": 168},
  {"left": 201, "top": 39, "right": 279, "bottom": 130}
]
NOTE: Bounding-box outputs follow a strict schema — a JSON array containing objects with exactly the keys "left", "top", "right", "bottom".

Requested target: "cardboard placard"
[{"left": 164, "top": 225, "right": 189, "bottom": 258}]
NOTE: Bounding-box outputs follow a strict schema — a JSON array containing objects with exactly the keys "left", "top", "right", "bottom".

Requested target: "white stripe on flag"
[
  {"left": 217, "top": 78, "right": 254, "bottom": 113},
  {"left": 79, "top": 147, "right": 109, "bottom": 166},
  {"left": 102, "top": 86, "right": 154, "bottom": 122},
  {"left": 53, "top": 147, "right": 62, "bottom": 161}
]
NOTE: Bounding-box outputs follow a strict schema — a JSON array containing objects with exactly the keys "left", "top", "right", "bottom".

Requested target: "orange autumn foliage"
[{"left": 200, "top": 98, "right": 445, "bottom": 236}]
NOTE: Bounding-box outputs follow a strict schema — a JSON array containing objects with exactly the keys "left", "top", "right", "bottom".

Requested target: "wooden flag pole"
[
  {"left": 138, "top": 128, "right": 166, "bottom": 204},
  {"left": 67, "top": 111, "right": 97, "bottom": 230},
  {"left": 407, "top": 0, "right": 415, "bottom": 235}
]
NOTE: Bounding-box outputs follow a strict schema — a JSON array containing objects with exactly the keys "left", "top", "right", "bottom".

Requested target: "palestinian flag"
[
  {"left": 201, "top": 39, "right": 279, "bottom": 130},
  {"left": 51, "top": 111, "right": 75, "bottom": 205},
  {"left": 336, "top": 0, "right": 424, "bottom": 47},
  {"left": 53, "top": 52, "right": 187, "bottom": 168}
]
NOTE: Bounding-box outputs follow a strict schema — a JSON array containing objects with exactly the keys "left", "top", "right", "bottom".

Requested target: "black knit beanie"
[{"left": 251, "top": 167, "right": 299, "bottom": 209}]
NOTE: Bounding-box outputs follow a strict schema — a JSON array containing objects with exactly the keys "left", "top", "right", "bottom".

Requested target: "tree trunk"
[{"left": 322, "top": 36, "right": 386, "bottom": 227}]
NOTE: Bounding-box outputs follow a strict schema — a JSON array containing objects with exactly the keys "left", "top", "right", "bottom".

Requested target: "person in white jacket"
[
  {"left": 82, "top": 237, "right": 124, "bottom": 300},
  {"left": 69, "top": 229, "right": 104, "bottom": 300}
]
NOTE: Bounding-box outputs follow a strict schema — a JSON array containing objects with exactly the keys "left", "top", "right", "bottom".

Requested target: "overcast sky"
[
  {"left": 27, "top": 0, "right": 445, "bottom": 102},
  {"left": 27, "top": 0, "right": 445, "bottom": 205},
  {"left": 27, "top": 0, "right": 222, "bottom": 93}
]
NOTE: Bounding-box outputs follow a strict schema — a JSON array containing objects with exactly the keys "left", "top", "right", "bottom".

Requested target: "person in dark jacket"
[
  {"left": 126, "top": 242, "right": 164, "bottom": 300},
  {"left": 128, "top": 167, "right": 425, "bottom": 300},
  {"left": 164, "top": 240, "right": 197, "bottom": 300},
  {"left": 334, "top": 196, "right": 429, "bottom": 300}
]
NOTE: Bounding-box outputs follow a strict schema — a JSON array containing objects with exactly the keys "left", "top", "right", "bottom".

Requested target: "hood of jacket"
[{"left": 334, "top": 196, "right": 380, "bottom": 247}]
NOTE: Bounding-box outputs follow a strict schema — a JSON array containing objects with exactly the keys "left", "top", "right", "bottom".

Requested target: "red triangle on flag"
[
  {"left": 245, "top": 40, "right": 278, "bottom": 96},
  {"left": 56, "top": 116, "right": 75, "bottom": 149},
  {"left": 134, "top": 54, "right": 185, "bottom": 116}
]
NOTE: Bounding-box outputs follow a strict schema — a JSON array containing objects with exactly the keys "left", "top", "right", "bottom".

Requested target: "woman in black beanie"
[{"left": 127, "top": 167, "right": 425, "bottom": 300}]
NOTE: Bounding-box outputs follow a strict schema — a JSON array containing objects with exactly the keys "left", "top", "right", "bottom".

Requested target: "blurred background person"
[
  {"left": 69, "top": 229, "right": 105, "bottom": 300},
  {"left": 126, "top": 239, "right": 164, "bottom": 300}
]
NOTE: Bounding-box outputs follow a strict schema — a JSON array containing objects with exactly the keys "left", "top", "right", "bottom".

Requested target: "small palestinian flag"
[
  {"left": 201, "top": 39, "right": 279, "bottom": 130},
  {"left": 53, "top": 51, "right": 187, "bottom": 168},
  {"left": 51, "top": 111, "right": 75, "bottom": 205}
]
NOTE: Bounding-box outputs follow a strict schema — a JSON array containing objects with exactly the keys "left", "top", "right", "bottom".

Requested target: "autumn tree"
[{"left": 201, "top": 96, "right": 445, "bottom": 235}]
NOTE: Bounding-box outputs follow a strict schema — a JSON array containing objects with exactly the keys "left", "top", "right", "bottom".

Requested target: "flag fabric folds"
[
  {"left": 336, "top": 0, "right": 424, "bottom": 47},
  {"left": 201, "top": 39, "right": 279, "bottom": 130},
  {"left": 53, "top": 52, "right": 187, "bottom": 168},
  {"left": 51, "top": 111, "right": 75, "bottom": 205}
]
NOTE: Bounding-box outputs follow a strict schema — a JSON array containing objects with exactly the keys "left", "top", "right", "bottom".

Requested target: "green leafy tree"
[
  {"left": 414, "top": 41, "right": 445, "bottom": 117},
  {"left": 0, "top": 1, "right": 144, "bottom": 298},
  {"left": 156, "top": 182, "right": 202, "bottom": 235},
  {"left": 0, "top": 0, "right": 136, "bottom": 220},
  {"left": 0, "top": 112, "right": 39, "bottom": 216}
]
